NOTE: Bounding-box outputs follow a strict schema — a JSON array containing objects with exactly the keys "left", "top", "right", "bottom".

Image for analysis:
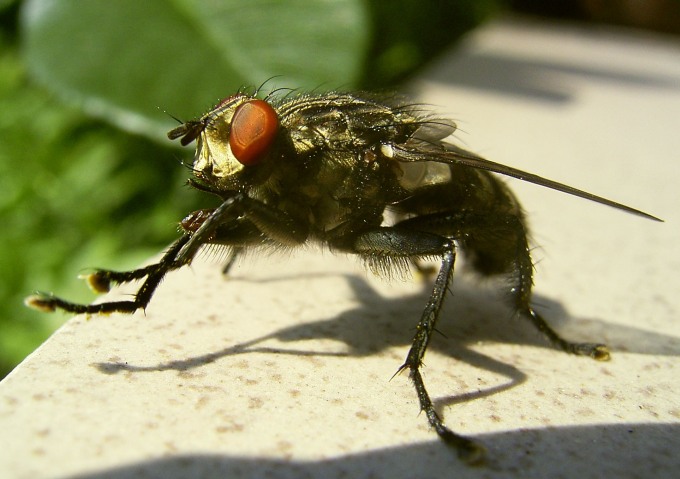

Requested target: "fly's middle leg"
[{"left": 350, "top": 227, "right": 485, "bottom": 464}]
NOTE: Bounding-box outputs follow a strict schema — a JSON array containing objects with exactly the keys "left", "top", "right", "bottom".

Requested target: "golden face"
[
  {"left": 194, "top": 94, "right": 246, "bottom": 181},
  {"left": 171, "top": 94, "right": 280, "bottom": 188}
]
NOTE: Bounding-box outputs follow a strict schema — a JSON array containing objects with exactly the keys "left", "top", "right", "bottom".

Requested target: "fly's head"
[{"left": 168, "top": 93, "right": 280, "bottom": 190}]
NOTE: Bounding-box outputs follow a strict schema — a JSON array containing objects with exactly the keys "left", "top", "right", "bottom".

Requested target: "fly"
[{"left": 26, "top": 89, "right": 662, "bottom": 464}]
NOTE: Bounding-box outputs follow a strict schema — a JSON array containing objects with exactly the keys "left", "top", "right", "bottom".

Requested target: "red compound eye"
[{"left": 229, "top": 99, "right": 279, "bottom": 166}]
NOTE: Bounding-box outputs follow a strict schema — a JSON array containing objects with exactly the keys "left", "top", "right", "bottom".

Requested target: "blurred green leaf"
[
  {"left": 362, "top": 0, "right": 500, "bottom": 87},
  {"left": 0, "top": 29, "right": 203, "bottom": 378},
  {"left": 22, "top": 0, "right": 369, "bottom": 140}
]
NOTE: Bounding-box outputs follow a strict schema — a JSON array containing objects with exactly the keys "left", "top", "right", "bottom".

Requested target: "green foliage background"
[{"left": 0, "top": 0, "right": 499, "bottom": 378}]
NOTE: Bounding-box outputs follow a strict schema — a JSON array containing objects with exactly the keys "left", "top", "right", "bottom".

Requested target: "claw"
[
  {"left": 573, "top": 342, "right": 611, "bottom": 361},
  {"left": 455, "top": 438, "right": 486, "bottom": 466},
  {"left": 24, "top": 294, "right": 56, "bottom": 313},
  {"left": 591, "top": 344, "right": 611, "bottom": 361},
  {"left": 81, "top": 272, "right": 111, "bottom": 293}
]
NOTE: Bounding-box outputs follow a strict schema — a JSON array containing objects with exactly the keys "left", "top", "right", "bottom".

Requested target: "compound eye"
[{"left": 229, "top": 99, "right": 279, "bottom": 166}]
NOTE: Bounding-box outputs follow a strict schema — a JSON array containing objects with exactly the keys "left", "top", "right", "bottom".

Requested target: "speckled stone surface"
[{"left": 1, "top": 16, "right": 678, "bottom": 479}]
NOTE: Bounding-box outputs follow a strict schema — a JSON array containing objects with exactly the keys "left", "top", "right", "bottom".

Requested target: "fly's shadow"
[
  {"left": 92, "top": 266, "right": 677, "bottom": 405},
  {"left": 93, "top": 267, "right": 678, "bottom": 376}
]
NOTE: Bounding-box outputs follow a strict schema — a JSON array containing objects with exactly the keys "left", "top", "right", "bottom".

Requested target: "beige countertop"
[{"left": 2, "top": 16, "right": 678, "bottom": 479}]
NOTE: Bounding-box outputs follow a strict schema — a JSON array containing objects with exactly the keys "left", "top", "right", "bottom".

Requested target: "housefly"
[{"left": 26, "top": 89, "right": 661, "bottom": 464}]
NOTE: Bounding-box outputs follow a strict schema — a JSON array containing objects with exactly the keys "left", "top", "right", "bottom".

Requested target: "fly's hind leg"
[
  {"left": 347, "top": 227, "right": 485, "bottom": 464},
  {"left": 506, "top": 215, "right": 610, "bottom": 360},
  {"left": 396, "top": 210, "right": 611, "bottom": 361}
]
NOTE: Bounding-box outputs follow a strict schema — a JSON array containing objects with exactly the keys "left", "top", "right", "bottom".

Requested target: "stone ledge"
[{"left": 2, "top": 16, "right": 678, "bottom": 479}]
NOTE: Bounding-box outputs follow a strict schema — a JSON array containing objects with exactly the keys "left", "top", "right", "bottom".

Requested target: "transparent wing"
[{"left": 393, "top": 138, "right": 661, "bottom": 222}]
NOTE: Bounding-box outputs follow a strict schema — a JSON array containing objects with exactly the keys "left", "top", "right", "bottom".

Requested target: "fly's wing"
[{"left": 391, "top": 131, "right": 661, "bottom": 222}]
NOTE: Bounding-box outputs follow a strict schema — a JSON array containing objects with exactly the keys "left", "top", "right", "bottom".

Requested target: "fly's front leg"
[
  {"left": 26, "top": 235, "right": 191, "bottom": 314},
  {"left": 173, "top": 193, "right": 308, "bottom": 266},
  {"left": 348, "top": 227, "right": 485, "bottom": 464},
  {"left": 28, "top": 194, "right": 308, "bottom": 316}
]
